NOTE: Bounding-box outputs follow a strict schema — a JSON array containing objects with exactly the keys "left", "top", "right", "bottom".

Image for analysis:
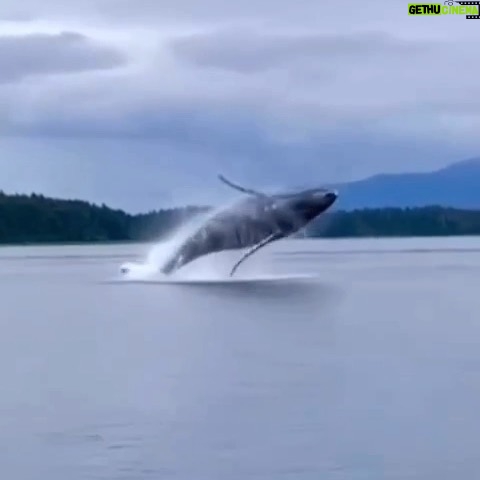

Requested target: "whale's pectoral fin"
[
  {"left": 230, "top": 232, "right": 282, "bottom": 277},
  {"left": 218, "top": 174, "right": 267, "bottom": 198}
]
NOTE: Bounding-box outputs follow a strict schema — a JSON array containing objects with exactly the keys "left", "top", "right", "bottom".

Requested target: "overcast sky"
[{"left": 0, "top": 0, "right": 479, "bottom": 212}]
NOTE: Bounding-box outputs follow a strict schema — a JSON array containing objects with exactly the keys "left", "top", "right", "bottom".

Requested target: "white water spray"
[{"left": 118, "top": 202, "right": 241, "bottom": 282}]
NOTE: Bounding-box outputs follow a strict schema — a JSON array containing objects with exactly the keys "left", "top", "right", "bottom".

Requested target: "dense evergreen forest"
[{"left": 0, "top": 191, "right": 480, "bottom": 245}]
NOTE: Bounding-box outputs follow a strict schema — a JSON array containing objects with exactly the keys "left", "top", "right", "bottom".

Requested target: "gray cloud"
[
  {"left": 0, "top": 0, "right": 348, "bottom": 27},
  {"left": 166, "top": 26, "right": 480, "bottom": 129},
  {"left": 0, "top": 32, "right": 126, "bottom": 83},
  {"left": 2, "top": 27, "right": 477, "bottom": 146},
  {"left": 0, "top": 0, "right": 479, "bottom": 208},
  {"left": 170, "top": 30, "right": 420, "bottom": 73}
]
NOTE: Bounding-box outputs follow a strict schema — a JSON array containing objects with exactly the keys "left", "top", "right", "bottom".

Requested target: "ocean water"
[{"left": 1, "top": 236, "right": 480, "bottom": 479}]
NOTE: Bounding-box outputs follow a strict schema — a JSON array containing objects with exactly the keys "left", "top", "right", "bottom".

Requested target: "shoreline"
[{"left": 0, "top": 233, "right": 479, "bottom": 248}]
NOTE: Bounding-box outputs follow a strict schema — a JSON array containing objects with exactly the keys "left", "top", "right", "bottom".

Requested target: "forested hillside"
[{"left": 1, "top": 191, "right": 480, "bottom": 244}]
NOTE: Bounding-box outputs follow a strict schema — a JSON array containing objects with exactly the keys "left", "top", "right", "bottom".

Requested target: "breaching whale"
[{"left": 122, "top": 175, "right": 338, "bottom": 277}]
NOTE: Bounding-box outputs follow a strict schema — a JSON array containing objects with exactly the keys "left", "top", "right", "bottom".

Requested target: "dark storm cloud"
[{"left": 0, "top": 32, "right": 126, "bottom": 83}]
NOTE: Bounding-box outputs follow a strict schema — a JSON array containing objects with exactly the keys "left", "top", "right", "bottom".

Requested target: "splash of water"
[
  {"left": 119, "top": 202, "right": 239, "bottom": 281},
  {"left": 145, "top": 210, "right": 212, "bottom": 268}
]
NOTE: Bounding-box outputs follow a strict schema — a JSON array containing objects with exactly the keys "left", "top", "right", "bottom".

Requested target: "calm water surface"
[{"left": 1, "top": 237, "right": 480, "bottom": 479}]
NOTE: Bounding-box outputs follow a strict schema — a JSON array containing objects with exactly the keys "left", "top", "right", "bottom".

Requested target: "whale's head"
[{"left": 280, "top": 188, "right": 338, "bottom": 224}]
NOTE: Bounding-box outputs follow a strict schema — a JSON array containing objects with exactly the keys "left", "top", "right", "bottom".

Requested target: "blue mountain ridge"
[{"left": 330, "top": 157, "right": 480, "bottom": 210}]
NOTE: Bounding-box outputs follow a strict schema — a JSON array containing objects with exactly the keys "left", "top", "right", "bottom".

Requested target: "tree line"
[{"left": 0, "top": 191, "right": 480, "bottom": 244}]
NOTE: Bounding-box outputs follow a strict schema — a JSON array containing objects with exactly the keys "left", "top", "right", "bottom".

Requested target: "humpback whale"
[{"left": 122, "top": 175, "right": 338, "bottom": 277}]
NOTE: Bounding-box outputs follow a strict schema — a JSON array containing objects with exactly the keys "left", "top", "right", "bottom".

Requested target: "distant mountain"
[{"left": 334, "top": 157, "right": 480, "bottom": 210}]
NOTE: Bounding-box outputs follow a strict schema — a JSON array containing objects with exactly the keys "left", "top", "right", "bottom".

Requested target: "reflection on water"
[
  {"left": 108, "top": 276, "right": 339, "bottom": 302},
  {"left": 177, "top": 278, "right": 341, "bottom": 304}
]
